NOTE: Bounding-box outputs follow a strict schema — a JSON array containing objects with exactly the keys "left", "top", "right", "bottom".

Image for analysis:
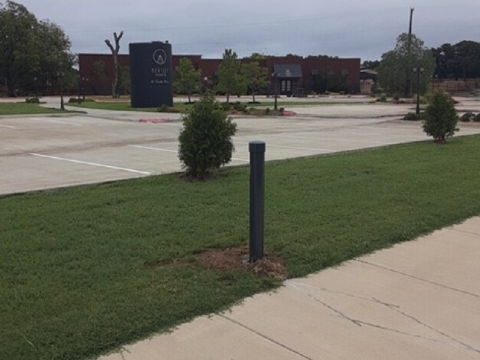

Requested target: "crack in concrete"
[
  {"left": 219, "top": 314, "right": 317, "bottom": 360},
  {"left": 287, "top": 281, "right": 480, "bottom": 354},
  {"left": 287, "top": 281, "right": 399, "bottom": 308},
  {"left": 451, "top": 228, "right": 480, "bottom": 236},
  {"left": 354, "top": 259, "right": 480, "bottom": 298},
  {"left": 373, "top": 297, "right": 480, "bottom": 354}
]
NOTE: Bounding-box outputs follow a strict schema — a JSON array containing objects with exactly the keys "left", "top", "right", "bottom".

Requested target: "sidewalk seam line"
[
  {"left": 219, "top": 314, "right": 316, "bottom": 360},
  {"left": 354, "top": 259, "right": 479, "bottom": 298}
]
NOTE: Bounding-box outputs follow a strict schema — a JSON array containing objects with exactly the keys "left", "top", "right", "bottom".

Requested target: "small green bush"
[
  {"left": 178, "top": 95, "right": 237, "bottom": 179},
  {"left": 232, "top": 101, "right": 247, "bottom": 112},
  {"left": 460, "top": 112, "right": 476, "bottom": 122},
  {"left": 423, "top": 91, "right": 458, "bottom": 143},
  {"left": 220, "top": 102, "right": 232, "bottom": 111},
  {"left": 68, "top": 98, "right": 82, "bottom": 104},
  {"left": 474, "top": 113, "right": 480, "bottom": 122},
  {"left": 403, "top": 112, "right": 423, "bottom": 121},
  {"left": 25, "top": 97, "right": 40, "bottom": 104},
  {"left": 158, "top": 104, "right": 169, "bottom": 112}
]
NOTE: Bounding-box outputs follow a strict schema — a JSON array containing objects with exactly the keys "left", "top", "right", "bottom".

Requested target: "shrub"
[
  {"left": 68, "top": 98, "right": 82, "bottom": 104},
  {"left": 25, "top": 97, "right": 40, "bottom": 104},
  {"left": 474, "top": 113, "right": 480, "bottom": 122},
  {"left": 460, "top": 112, "right": 476, "bottom": 122},
  {"left": 178, "top": 95, "right": 237, "bottom": 179},
  {"left": 232, "top": 101, "right": 247, "bottom": 112},
  {"left": 220, "top": 102, "right": 232, "bottom": 111},
  {"left": 423, "top": 91, "right": 458, "bottom": 143},
  {"left": 158, "top": 104, "right": 169, "bottom": 112},
  {"left": 403, "top": 112, "right": 423, "bottom": 121}
]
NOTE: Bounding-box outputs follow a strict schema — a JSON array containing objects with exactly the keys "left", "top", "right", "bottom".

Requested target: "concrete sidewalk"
[{"left": 98, "top": 217, "right": 480, "bottom": 360}]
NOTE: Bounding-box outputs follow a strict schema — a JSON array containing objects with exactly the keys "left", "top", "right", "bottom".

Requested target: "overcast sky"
[{"left": 12, "top": 0, "right": 480, "bottom": 61}]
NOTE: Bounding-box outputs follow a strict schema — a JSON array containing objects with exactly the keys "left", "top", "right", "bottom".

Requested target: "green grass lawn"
[
  {"left": 2, "top": 135, "right": 480, "bottom": 360},
  {"left": 0, "top": 102, "right": 67, "bottom": 115}
]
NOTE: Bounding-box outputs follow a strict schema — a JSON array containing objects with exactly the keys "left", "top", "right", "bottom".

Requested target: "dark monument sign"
[{"left": 130, "top": 41, "right": 173, "bottom": 108}]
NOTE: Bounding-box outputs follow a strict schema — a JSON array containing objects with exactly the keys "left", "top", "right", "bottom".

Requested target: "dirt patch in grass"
[{"left": 196, "top": 247, "right": 287, "bottom": 280}]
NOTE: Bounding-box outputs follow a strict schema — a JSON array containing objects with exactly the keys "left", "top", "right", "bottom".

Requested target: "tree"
[
  {"left": 361, "top": 60, "right": 380, "bottom": 70},
  {"left": 0, "top": 1, "right": 73, "bottom": 97},
  {"left": 174, "top": 57, "right": 201, "bottom": 103},
  {"left": 178, "top": 94, "right": 237, "bottom": 179},
  {"left": 105, "top": 31, "right": 123, "bottom": 98},
  {"left": 217, "top": 49, "right": 243, "bottom": 103},
  {"left": 36, "top": 20, "right": 75, "bottom": 94},
  {"left": 432, "top": 41, "right": 480, "bottom": 79},
  {"left": 378, "top": 33, "right": 435, "bottom": 97},
  {"left": 423, "top": 91, "right": 458, "bottom": 143},
  {"left": 248, "top": 52, "right": 268, "bottom": 60},
  {"left": 242, "top": 61, "right": 269, "bottom": 103}
]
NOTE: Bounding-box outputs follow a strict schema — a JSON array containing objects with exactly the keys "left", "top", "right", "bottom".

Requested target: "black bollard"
[{"left": 249, "top": 141, "right": 266, "bottom": 262}]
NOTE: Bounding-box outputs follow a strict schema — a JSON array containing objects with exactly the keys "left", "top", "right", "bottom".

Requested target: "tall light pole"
[{"left": 405, "top": 7, "right": 415, "bottom": 98}]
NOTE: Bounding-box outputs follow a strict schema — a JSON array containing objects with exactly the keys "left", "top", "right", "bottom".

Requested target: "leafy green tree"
[
  {"left": 36, "top": 20, "right": 75, "bottom": 92},
  {"left": 423, "top": 91, "right": 458, "bottom": 143},
  {"left": 433, "top": 41, "right": 480, "bottom": 79},
  {"left": 217, "top": 49, "right": 243, "bottom": 103},
  {"left": 248, "top": 52, "right": 268, "bottom": 60},
  {"left": 361, "top": 60, "right": 380, "bottom": 70},
  {"left": 0, "top": 1, "right": 73, "bottom": 96},
  {"left": 378, "top": 33, "right": 435, "bottom": 97},
  {"left": 242, "top": 61, "right": 269, "bottom": 102},
  {"left": 178, "top": 94, "right": 237, "bottom": 179},
  {"left": 174, "top": 57, "right": 201, "bottom": 103}
]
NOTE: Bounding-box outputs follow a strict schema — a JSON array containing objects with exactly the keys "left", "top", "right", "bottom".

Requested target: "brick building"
[{"left": 78, "top": 53, "right": 360, "bottom": 96}]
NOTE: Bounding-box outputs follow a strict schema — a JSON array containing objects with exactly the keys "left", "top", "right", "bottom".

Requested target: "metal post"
[
  {"left": 416, "top": 69, "right": 421, "bottom": 115},
  {"left": 274, "top": 74, "right": 278, "bottom": 111},
  {"left": 249, "top": 141, "right": 266, "bottom": 262},
  {"left": 414, "top": 67, "right": 423, "bottom": 115},
  {"left": 60, "top": 77, "right": 65, "bottom": 111},
  {"left": 77, "top": 76, "right": 81, "bottom": 102}
]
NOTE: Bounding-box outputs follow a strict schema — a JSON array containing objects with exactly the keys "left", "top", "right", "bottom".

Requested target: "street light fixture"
[{"left": 413, "top": 67, "right": 424, "bottom": 115}]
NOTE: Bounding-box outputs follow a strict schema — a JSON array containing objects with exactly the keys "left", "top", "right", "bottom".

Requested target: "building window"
[{"left": 341, "top": 69, "right": 349, "bottom": 76}]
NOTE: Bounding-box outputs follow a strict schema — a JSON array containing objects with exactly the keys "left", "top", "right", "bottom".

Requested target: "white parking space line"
[
  {"left": 30, "top": 153, "right": 151, "bottom": 175},
  {"left": 0, "top": 124, "right": 15, "bottom": 129},
  {"left": 129, "top": 145, "right": 178, "bottom": 153},
  {"left": 30, "top": 118, "right": 82, "bottom": 126},
  {"left": 129, "top": 144, "right": 249, "bottom": 162}
]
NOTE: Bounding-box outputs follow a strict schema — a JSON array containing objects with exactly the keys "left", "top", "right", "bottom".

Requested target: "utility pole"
[{"left": 405, "top": 7, "right": 414, "bottom": 98}]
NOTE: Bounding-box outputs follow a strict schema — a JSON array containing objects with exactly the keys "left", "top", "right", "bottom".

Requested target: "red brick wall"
[{"left": 79, "top": 54, "right": 361, "bottom": 95}]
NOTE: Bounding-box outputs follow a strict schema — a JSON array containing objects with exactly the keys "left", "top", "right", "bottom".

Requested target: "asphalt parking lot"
[{"left": 1, "top": 97, "right": 480, "bottom": 196}]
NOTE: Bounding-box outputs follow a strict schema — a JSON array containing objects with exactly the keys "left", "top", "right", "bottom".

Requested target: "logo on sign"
[{"left": 153, "top": 49, "right": 167, "bottom": 66}]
